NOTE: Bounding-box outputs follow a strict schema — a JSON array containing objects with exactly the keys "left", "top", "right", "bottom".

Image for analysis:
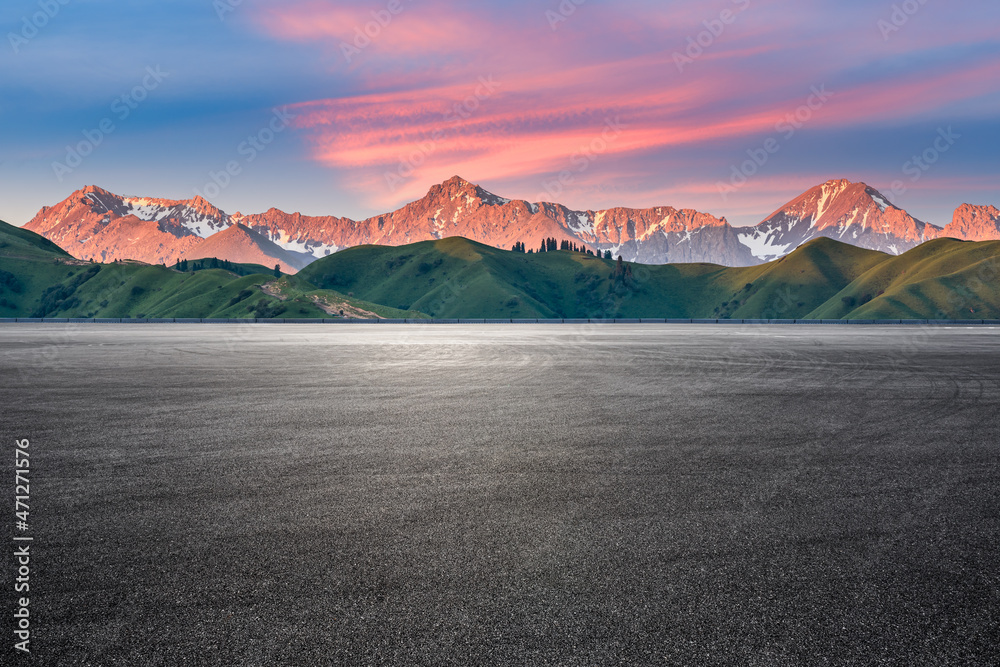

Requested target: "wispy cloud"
[
  {"left": 3, "top": 0, "right": 996, "bottom": 226},
  {"left": 285, "top": 45, "right": 999, "bottom": 208}
]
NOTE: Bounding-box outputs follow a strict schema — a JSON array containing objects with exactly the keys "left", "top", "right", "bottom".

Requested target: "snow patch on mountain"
[
  {"left": 870, "top": 191, "right": 892, "bottom": 212},
  {"left": 116, "top": 196, "right": 230, "bottom": 238},
  {"left": 568, "top": 212, "right": 592, "bottom": 235},
  {"left": 737, "top": 226, "right": 795, "bottom": 260},
  {"left": 263, "top": 231, "right": 339, "bottom": 259},
  {"left": 178, "top": 214, "right": 229, "bottom": 238}
]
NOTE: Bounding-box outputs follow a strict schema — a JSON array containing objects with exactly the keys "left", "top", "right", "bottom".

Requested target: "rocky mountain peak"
[
  {"left": 22, "top": 177, "right": 990, "bottom": 274},
  {"left": 942, "top": 203, "right": 1000, "bottom": 241}
]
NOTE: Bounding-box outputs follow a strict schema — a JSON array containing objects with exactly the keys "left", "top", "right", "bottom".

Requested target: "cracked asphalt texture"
[{"left": 2, "top": 324, "right": 999, "bottom": 666}]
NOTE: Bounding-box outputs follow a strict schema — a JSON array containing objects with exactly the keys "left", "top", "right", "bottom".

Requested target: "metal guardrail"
[{"left": 1, "top": 318, "right": 998, "bottom": 325}]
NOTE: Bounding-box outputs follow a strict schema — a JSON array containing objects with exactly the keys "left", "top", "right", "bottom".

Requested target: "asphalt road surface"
[{"left": 2, "top": 324, "right": 999, "bottom": 666}]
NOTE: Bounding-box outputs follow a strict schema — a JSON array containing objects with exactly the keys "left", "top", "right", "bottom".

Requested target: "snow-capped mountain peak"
[
  {"left": 737, "top": 179, "right": 941, "bottom": 260},
  {"left": 23, "top": 176, "right": 988, "bottom": 273}
]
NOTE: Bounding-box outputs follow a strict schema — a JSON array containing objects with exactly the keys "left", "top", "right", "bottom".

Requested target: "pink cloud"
[
  {"left": 285, "top": 48, "right": 996, "bottom": 210},
  {"left": 251, "top": 0, "right": 544, "bottom": 72},
  {"left": 248, "top": 0, "right": 999, "bottom": 221}
]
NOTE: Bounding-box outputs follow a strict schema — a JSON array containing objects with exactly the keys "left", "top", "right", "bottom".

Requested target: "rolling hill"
[
  {"left": 298, "top": 235, "right": 1000, "bottom": 320},
  {"left": 0, "top": 220, "right": 417, "bottom": 320},
  {"left": 806, "top": 238, "right": 1000, "bottom": 320},
  {"left": 295, "top": 236, "right": 890, "bottom": 320}
]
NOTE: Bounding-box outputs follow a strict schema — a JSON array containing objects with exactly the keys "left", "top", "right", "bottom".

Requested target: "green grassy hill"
[
  {"left": 4, "top": 221, "right": 999, "bottom": 320},
  {"left": 0, "top": 221, "right": 418, "bottom": 320},
  {"left": 297, "top": 236, "right": 906, "bottom": 319},
  {"left": 807, "top": 238, "right": 1000, "bottom": 320},
  {"left": 700, "top": 238, "right": 891, "bottom": 320},
  {"left": 0, "top": 219, "right": 72, "bottom": 259},
  {"left": 301, "top": 237, "right": 624, "bottom": 318}
]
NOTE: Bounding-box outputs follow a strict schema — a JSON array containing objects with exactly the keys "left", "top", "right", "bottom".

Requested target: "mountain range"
[
  {"left": 21, "top": 177, "right": 1000, "bottom": 273},
  {"left": 3, "top": 217, "right": 999, "bottom": 321}
]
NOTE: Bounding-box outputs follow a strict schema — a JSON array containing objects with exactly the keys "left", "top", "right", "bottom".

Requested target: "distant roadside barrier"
[{"left": 1, "top": 318, "right": 998, "bottom": 325}]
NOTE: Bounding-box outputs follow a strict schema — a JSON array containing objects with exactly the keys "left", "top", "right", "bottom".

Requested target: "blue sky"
[{"left": 2, "top": 0, "right": 998, "bottom": 227}]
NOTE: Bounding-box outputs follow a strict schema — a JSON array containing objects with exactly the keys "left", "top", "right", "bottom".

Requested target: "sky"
[{"left": 2, "top": 0, "right": 998, "bottom": 228}]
